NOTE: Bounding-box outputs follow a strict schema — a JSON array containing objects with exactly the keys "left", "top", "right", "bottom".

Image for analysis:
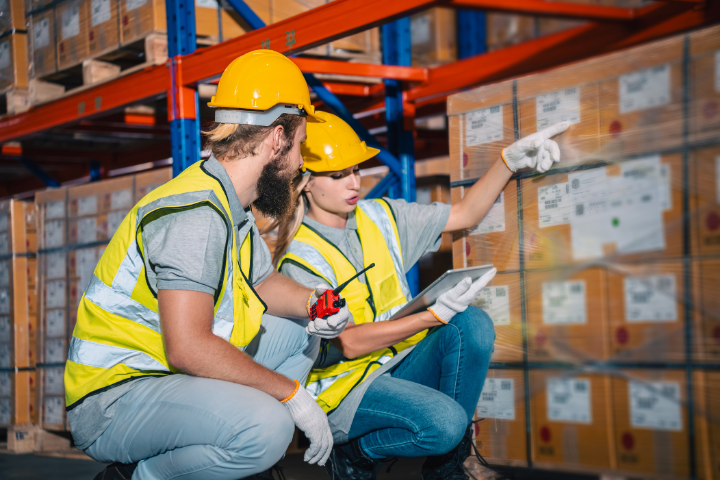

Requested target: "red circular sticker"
[
  {"left": 463, "top": 152, "right": 469, "bottom": 168},
  {"left": 535, "top": 330, "right": 547, "bottom": 347},
  {"left": 609, "top": 120, "right": 622, "bottom": 137},
  {"left": 540, "top": 426, "right": 551, "bottom": 443},
  {"left": 616, "top": 326, "right": 629, "bottom": 345},
  {"left": 622, "top": 432, "right": 635, "bottom": 451},
  {"left": 712, "top": 326, "right": 720, "bottom": 344},
  {"left": 465, "top": 241, "right": 471, "bottom": 257},
  {"left": 706, "top": 212, "right": 720, "bottom": 232},
  {"left": 704, "top": 100, "right": 719, "bottom": 120},
  {"left": 89, "top": 31, "right": 95, "bottom": 41}
]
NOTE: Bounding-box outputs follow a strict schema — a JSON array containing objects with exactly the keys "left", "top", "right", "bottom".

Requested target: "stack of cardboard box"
[
  {"left": 0, "top": 0, "right": 29, "bottom": 112},
  {"left": 449, "top": 24, "right": 720, "bottom": 478}
]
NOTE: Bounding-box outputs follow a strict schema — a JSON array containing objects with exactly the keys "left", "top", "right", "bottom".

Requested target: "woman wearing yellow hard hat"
[{"left": 271, "top": 111, "right": 569, "bottom": 479}]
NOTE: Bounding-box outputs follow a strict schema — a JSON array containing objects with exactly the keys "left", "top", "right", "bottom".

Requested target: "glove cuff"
[
  {"left": 280, "top": 380, "right": 301, "bottom": 404},
  {"left": 427, "top": 307, "right": 448, "bottom": 324},
  {"left": 500, "top": 148, "right": 518, "bottom": 172},
  {"left": 306, "top": 290, "right": 314, "bottom": 317},
  {"left": 427, "top": 303, "right": 458, "bottom": 324}
]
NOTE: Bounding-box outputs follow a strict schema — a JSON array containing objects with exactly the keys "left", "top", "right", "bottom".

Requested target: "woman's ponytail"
[{"left": 261, "top": 174, "right": 310, "bottom": 266}]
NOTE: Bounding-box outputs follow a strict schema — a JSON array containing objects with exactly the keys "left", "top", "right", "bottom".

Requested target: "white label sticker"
[
  {"left": 77, "top": 196, "right": 98, "bottom": 216},
  {"left": 46, "top": 280, "right": 66, "bottom": 309},
  {"left": 45, "top": 338, "right": 66, "bottom": 363},
  {"left": 542, "top": 280, "right": 586, "bottom": 325},
  {"left": 45, "top": 220, "right": 64, "bottom": 248},
  {"left": 107, "top": 211, "right": 126, "bottom": 237},
  {"left": 0, "top": 260, "right": 7, "bottom": 287},
  {"left": 0, "top": 232, "right": 7, "bottom": 255},
  {"left": 0, "top": 371, "right": 10, "bottom": 396},
  {"left": 469, "top": 192, "right": 505, "bottom": 235},
  {"left": 61, "top": 4, "right": 81, "bottom": 40},
  {"left": 46, "top": 201, "right": 65, "bottom": 220},
  {"left": 477, "top": 378, "right": 515, "bottom": 420},
  {"left": 547, "top": 377, "right": 592, "bottom": 424},
  {"left": 76, "top": 248, "right": 97, "bottom": 293},
  {"left": 619, "top": 64, "right": 671, "bottom": 114},
  {"left": 624, "top": 274, "right": 677, "bottom": 323},
  {"left": 0, "top": 41, "right": 10, "bottom": 70},
  {"left": 33, "top": 18, "right": 50, "bottom": 49},
  {"left": 659, "top": 164, "right": 672, "bottom": 211},
  {"left": 472, "top": 285, "right": 511, "bottom": 326},
  {"left": 91, "top": 0, "right": 112, "bottom": 26},
  {"left": 46, "top": 252, "right": 66, "bottom": 279},
  {"left": 46, "top": 309, "right": 66, "bottom": 337},
  {"left": 466, "top": 106, "right": 504, "bottom": 147},
  {"left": 126, "top": 0, "right": 147, "bottom": 11},
  {"left": 44, "top": 396, "right": 64, "bottom": 425},
  {"left": 111, "top": 189, "right": 132, "bottom": 210},
  {"left": 410, "top": 13, "right": 431, "bottom": 45},
  {"left": 0, "top": 213, "right": 7, "bottom": 233},
  {"left": 44, "top": 367, "right": 65, "bottom": 395},
  {"left": 0, "top": 398, "right": 10, "bottom": 424},
  {"left": 536, "top": 87, "right": 581, "bottom": 130},
  {"left": 0, "top": 315, "right": 9, "bottom": 342},
  {"left": 716, "top": 156, "right": 720, "bottom": 203},
  {"left": 77, "top": 217, "right": 97, "bottom": 244},
  {"left": 538, "top": 182, "right": 572, "bottom": 228},
  {"left": 569, "top": 156, "right": 666, "bottom": 261},
  {"left": 629, "top": 381, "right": 682, "bottom": 431},
  {"left": 0, "top": 288, "right": 9, "bottom": 315},
  {"left": 715, "top": 51, "right": 720, "bottom": 92},
  {"left": 0, "top": 343, "right": 9, "bottom": 367}
]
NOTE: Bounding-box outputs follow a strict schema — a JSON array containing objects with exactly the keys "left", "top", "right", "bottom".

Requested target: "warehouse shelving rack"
[{"left": 1, "top": 0, "right": 719, "bottom": 476}]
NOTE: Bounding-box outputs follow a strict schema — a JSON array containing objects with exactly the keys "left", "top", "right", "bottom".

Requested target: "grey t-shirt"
[{"left": 68, "top": 156, "right": 274, "bottom": 450}]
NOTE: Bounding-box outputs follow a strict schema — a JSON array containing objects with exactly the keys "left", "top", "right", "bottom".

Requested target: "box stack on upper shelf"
[
  {"left": 449, "top": 24, "right": 720, "bottom": 478},
  {"left": 410, "top": 7, "right": 455, "bottom": 67},
  {"left": 34, "top": 168, "right": 171, "bottom": 433},
  {"left": 0, "top": 0, "right": 29, "bottom": 114},
  {"left": 0, "top": 200, "right": 38, "bottom": 451}
]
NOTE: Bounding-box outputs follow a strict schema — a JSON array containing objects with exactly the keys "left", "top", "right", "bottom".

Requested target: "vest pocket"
[{"left": 376, "top": 271, "right": 405, "bottom": 311}]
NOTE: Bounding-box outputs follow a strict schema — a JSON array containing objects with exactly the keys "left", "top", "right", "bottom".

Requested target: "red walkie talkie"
[{"left": 309, "top": 263, "right": 376, "bottom": 320}]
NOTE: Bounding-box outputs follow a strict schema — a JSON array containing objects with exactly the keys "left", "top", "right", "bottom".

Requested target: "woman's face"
[{"left": 305, "top": 165, "right": 361, "bottom": 215}]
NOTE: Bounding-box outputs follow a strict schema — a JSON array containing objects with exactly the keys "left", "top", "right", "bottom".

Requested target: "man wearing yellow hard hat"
[
  {"left": 66, "top": 50, "right": 347, "bottom": 480},
  {"left": 271, "top": 111, "right": 569, "bottom": 479}
]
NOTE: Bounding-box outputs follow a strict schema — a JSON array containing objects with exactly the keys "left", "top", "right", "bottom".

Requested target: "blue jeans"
[
  {"left": 347, "top": 306, "right": 495, "bottom": 459},
  {"left": 84, "top": 314, "right": 320, "bottom": 480}
]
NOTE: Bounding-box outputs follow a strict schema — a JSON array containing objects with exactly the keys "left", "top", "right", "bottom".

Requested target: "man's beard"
[{"left": 253, "top": 152, "right": 297, "bottom": 219}]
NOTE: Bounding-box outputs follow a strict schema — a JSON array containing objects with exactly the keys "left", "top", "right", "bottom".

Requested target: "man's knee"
[
  {"left": 452, "top": 306, "right": 495, "bottom": 354},
  {"left": 428, "top": 399, "right": 467, "bottom": 455}
]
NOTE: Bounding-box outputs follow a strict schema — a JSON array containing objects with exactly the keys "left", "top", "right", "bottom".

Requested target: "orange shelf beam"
[
  {"left": 292, "top": 57, "right": 428, "bottom": 82},
  {"left": 448, "top": 0, "right": 636, "bottom": 20}
]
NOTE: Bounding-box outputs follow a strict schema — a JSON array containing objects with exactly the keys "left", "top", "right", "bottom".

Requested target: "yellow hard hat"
[
  {"left": 208, "top": 49, "right": 321, "bottom": 126},
  {"left": 302, "top": 111, "right": 380, "bottom": 172}
]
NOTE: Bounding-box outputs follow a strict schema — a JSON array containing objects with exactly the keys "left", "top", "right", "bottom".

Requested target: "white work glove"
[
  {"left": 501, "top": 121, "right": 570, "bottom": 173},
  {"left": 282, "top": 382, "right": 333, "bottom": 465},
  {"left": 427, "top": 268, "right": 497, "bottom": 324},
  {"left": 306, "top": 285, "right": 351, "bottom": 339}
]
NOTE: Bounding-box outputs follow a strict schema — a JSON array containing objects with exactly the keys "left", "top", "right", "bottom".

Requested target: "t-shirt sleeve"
[
  {"left": 381, "top": 197, "right": 451, "bottom": 273},
  {"left": 250, "top": 224, "right": 274, "bottom": 287},
  {"left": 142, "top": 206, "right": 228, "bottom": 295},
  {"left": 279, "top": 261, "right": 331, "bottom": 290}
]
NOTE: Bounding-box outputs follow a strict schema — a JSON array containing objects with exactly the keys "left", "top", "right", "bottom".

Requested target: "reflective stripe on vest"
[
  {"left": 279, "top": 199, "right": 426, "bottom": 413},
  {"left": 64, "top": 161, "right": 267, "bottom": 410}
]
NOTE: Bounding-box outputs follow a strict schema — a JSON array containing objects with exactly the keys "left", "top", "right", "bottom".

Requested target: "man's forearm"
[{"left": 255, "top": 271, "right": 313, "bottom": 319}]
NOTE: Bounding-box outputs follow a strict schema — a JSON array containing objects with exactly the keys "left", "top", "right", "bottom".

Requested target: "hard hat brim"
[{"left": 302, "top": 146, "right": 381, "bottom": 173}]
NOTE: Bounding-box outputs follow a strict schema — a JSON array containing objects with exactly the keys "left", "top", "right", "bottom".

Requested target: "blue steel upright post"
[
  {"left": 166, "top": 0, "right": 200, "bottom": 177},
  {"left": 382, "top": 18, "right": 419, "bottom": 296},
  {"left": 456, "top": 9, "right": 486, "bottom": 59}
]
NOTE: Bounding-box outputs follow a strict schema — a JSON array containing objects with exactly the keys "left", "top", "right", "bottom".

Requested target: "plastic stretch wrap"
[
  {"left": 28, "top": 8, "right": 56, "bottom": 78},
  {"left": 448, "top": 25, "right": 720, "bottom": 479},
  {"left": 0, "top": 32, "right": 28, "bottom": 90},
  {"left": 0, "top": 200, "right": 38, "bottom": 427},
  {"left": 34, "top": 168, "right": 170, "bottom": 432}
]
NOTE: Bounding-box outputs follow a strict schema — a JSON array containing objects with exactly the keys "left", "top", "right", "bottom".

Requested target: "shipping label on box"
[
  {"left": 0, "top": 343, "right": 10, "bottom": 368},
  {"left": 0, "top": 371, "right": 10, "bottom": 396},
  {"left": 111, "top": 189, "right": 132, "bottom": 210},
  {"left": 0, "top": 40, "right": 10, "bottom": 71},
  {"left": 126, "top": 0, "right": 147, "bottom": 11},
  {"left": 76, "top": 248, "right": 97, "bottom": 292},
  {"left": 61, "top": 3, "right": 81, "bottom": 40},
  {"left": 46, "top": 252, "right": 66, "bottom": 279},
  {"left": 0, "top": 232, "right": 8, "bottom": 254},
  {"left": 619, "top": 64, "right": 671, "bottom": 113},
  {"left": 536, "top": 87, "right": 581, "bottom": 130},
  {"left": 77, "top": 217, "right": 97, "bottom": 244},
  {"left": 43, "top": 396, "right": 64, "bottom": 425},
  {"left": 542, "top": 280, "right": 586, "bottom": 325},
  {"left": 92, "top": 0, "right": 112, "bottom": 26},
  {"left": 45, "top": 220, "right": 64, "bottom": 248},
  {"left": 46, "top": 280, "right": 66, "bottom": 308},
  {"left": 623, "top": 274, "right": 678, "bottom": 323},
  {"left": 538, "top": 182, "right": 571, "bottom": 228},
  {"left": 44, "top": 338, "right": 66, "bottom": 364},
  {"left": 0, "top": 398, "right": 10, "bottom": 424},
  {"left": 629, "top": 380, "right": 682, "bottom": 431},
  {"left": 77, "top": 196, "right": 98, "bottom": 216},
  {"left": 0, "top": 260, "right": 8, "bottom": 286},
  {"left": 466, "top": 106, "right": 504, "bottom": 147},
  {"left": 33, "top": 17, "right": 50, "bottom": 49},
  {"left": 0, "top": 315, "right": 9, "bottom": 342},
  {"left": 0, "top": 288, "right": 8, "bottom": 315},
  {"left": 472, "top": 285, "right": 510, "bottom": 326},
  {"left": 43, "top": 367, "right": 65, "bottom": 395},
  {"left": 469, "top": 192, "right": 505, "bottom": 235},
  {"left": 547, "top": 377, "right": 592, "bottom": 424},
  {"left": 46, "top": 201, "right": 65, "bottom": 220},
  {"left": 477, "top": 378, "right": 515, "bottom": 420},
  {"left": 0, "top": 213, "right": 6, "bottom": 233},
  {"left": 46, "top": 309, "right": 65, "bottom": 337}
]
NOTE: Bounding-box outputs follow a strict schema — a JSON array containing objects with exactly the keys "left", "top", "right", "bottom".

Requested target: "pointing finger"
[{"left": 539, "top": 121, "right": 570, "bottom": 140}]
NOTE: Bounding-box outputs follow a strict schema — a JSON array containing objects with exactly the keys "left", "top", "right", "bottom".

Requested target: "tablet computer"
[{"left": 389, "top": 264, "right": 495, "bottom": 321}]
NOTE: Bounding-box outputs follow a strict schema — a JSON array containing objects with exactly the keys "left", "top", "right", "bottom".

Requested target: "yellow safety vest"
[
  {"left": 279, "top": 199, "right": 426, "bottom": 413},
  {"left": 64, "top": 161, "right": 267, "bottom": 410}
]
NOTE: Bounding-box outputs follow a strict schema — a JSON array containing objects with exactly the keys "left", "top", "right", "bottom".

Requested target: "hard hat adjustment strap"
[{"left": 214, "top": 104, "right": 308, "bottom": 126}]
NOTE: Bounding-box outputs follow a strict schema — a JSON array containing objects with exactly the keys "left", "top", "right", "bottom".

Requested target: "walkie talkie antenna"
[{"left": 332, "top": 263, "right": 376, "bottom": 295}]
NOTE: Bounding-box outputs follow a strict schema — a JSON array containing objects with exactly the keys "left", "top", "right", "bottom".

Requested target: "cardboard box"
[
  {"left": 521, "top": 155, "right": 683, "bottom": 269},
  {"left": 448, "top": 79, "right": 514, "bottom": 184},
  {"left": 0, "top": 33, "right": 28, "bottom": 91},
  {"left": 525, "top": 267, "right": 609, "bottom": 362},
  {"left": 486, "top": 13, "right": 536, "bottom": 52},
  {"left": 119, "top": 0, "right": 165, "bottom": 46},
  {"left": 135, "top": 167, "right": 171, "bottom": 200},
  {"left": 39, "top": 366, "right": 66, "bottom": 431},
  {"left": 0, "top": 0, "right": 26, "bottom": 33},
  {"left": 694, "top": 258, "right": 720, "bottom": 363},
  {"left": 410, "top": 7, "right": 456, "bottom": 67},
  {"left": 451, "top": 181, "right": 520, "bottom": 273},
  {"left": 530, "top": 371, "right": 614, "bottom": 471},
  {"left": 606, "top": 261, "right": 688, "bottom": 363},
  {"left": 29, "top": 9, "right": 56, "bottom": 78},
  {"left": 87, "top": 0, "right": 120, "bottom": 56},
  {"left": 195, "top": 0, "right": 245, "bottom": 40},
  {"left": 474, "top": 369, "right": 528, "bottom": 466},
  {"left": 56, "top": 0, "right": 89, "bottom": 70},
  {"left": 690, "top": 26, "right": 720, "bottom": 144},
  {"left": 697, "top": 371, "right": 720, "bottom": 480},
  {"left": 691, "top": 147, "right": 720, "bottom": 257},
  {"left": 611, "top": 370, "right": 694, "bottom": 478},
  {"left": 470, "top": 273, "right": 522, "bottom": 363}
]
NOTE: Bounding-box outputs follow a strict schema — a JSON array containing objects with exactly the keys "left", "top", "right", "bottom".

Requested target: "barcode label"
[
  {"left": 624, "top": 274, "right": 677, "bottom": 323},
  {"left": 629, "top": 380, "right": 682, "bottom": 431},
  {"left": 471, "top": 284, "right": 511, "bottom": 326},
  {"left": 477, "top": 378, "right": 515, "bottom": 420},
  {"left": 547, "top": 378, "right": 592, "bottom": 424},
  {"left": 465, "top": 105, "right": 504, "bottom": 147}
]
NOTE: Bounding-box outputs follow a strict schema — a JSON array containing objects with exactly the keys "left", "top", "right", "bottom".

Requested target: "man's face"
[{"left": 253, "top": 119, "right": 307, "bottom": 219}]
